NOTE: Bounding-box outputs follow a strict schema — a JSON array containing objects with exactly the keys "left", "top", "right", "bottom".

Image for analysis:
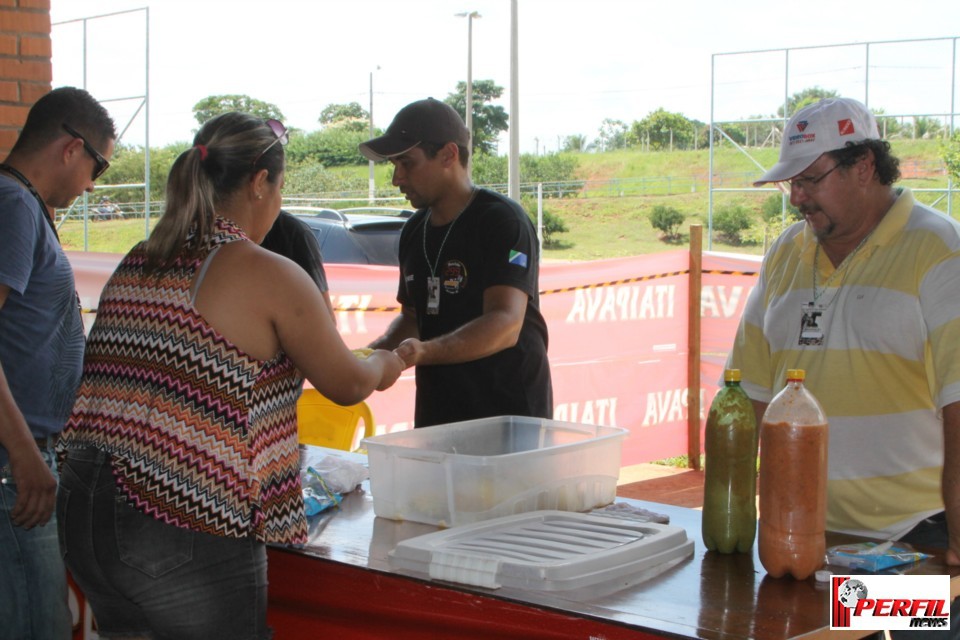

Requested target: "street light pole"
[
  {"left": 508, "top": 0, "right": 519, "bottom": 201},
  {"left": 368, "top": 66, "right": 379, "bottom": 205},
  {"left": 455, "top": 11, "right": 480, "bottom": 175}
]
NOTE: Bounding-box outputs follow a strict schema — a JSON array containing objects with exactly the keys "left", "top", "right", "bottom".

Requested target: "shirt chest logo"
[{"left": 442, "top": 260, "right": 468, "bottom": 294}]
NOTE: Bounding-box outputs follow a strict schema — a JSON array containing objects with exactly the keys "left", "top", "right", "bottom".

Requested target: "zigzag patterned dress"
[{"left": 60, "top": 217, "right": 307, "bottom": 544}]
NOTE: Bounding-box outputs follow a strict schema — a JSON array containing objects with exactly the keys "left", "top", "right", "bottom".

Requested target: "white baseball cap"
[{"left": 754, "top": 97, "right": 880, "bottom": 186}]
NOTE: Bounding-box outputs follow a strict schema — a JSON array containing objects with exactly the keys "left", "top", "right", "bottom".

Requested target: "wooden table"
[{"left": 267, "top": 450, "right": 959, "bottom": 639}]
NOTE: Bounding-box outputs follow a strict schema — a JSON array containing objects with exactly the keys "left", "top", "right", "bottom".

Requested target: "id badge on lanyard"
[
  {"left": 798, "top": 303, "right": 826, "bottom": 346},
  {"left": 426, "top": 276, "right": 441, "bottom": 315}
]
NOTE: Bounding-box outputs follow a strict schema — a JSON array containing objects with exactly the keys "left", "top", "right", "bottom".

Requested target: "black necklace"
[{"left": 0, "top": 162, "right": 60, "bottom": 241}]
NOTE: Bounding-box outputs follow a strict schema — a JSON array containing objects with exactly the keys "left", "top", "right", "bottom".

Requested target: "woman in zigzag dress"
[{"left": 56, "top": 112, "right": 405, "bottom": 640}]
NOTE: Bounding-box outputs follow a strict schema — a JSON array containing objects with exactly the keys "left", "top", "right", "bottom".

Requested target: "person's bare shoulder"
[{"left": 198, "top": 240, "right": 314, "bottom": 310}]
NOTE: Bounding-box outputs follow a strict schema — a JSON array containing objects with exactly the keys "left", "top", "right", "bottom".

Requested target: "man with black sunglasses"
[{"left": 0, "top": 86, "right": 115, "bottom": 639}]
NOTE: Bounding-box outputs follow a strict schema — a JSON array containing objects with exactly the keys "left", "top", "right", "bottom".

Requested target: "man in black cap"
[{"left": 360, "top": 97, "right": 552, "bottom": 427}]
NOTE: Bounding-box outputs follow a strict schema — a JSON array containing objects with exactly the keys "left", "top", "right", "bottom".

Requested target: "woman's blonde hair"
[{"left": 145, "top": 112, "right": 284, "bottom": 271}]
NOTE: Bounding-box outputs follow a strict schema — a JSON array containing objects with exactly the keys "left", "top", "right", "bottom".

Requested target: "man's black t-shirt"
[{"left": 397, "top": 188, "right": 552, "bottom": 427}]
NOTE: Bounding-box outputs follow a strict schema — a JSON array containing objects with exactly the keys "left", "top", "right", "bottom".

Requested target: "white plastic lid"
[{"left": 389, "top": 510, "right": 694, "bottom": 593}]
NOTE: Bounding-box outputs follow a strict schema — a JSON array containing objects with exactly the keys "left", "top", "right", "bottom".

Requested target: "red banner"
[{"left": 68, "top": 250, "right": 760, "bottom": 466}]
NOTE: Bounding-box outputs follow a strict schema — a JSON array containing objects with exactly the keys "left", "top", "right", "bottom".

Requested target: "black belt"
[{"left": 34, "top": 435, "right": 59, "bottom": 449}]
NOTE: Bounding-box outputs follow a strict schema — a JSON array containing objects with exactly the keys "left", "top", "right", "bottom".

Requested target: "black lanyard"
[{"left": 0, "top": 162, "right": 60, "bottom": 241}]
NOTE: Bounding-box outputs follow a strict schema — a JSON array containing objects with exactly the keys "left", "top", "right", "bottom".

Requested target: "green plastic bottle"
[{"left": 702, "top": 369, "right": 758, "bottom": 554}]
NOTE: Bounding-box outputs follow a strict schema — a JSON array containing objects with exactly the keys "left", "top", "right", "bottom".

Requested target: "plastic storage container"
[
  {"left": 702, "top": 368, "right": 758, "bottom": 554},
  {"left": 758, "top": 369, "right": 828, "bottom": 580},
  {"left": 363, "top": 416, "right": 627, "bottom": 527}
]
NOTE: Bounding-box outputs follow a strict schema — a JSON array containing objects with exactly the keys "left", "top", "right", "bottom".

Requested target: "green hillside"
[
  {"left": 539, "top": 139, "right": 953, "bottom": 260},
  {"left": 59, "top": 139, "right": 955, "bottom": 259}
]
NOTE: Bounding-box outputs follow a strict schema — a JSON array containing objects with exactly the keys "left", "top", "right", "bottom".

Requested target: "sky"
[{"left": 49, "top": 0, "right": 960, "bottom": 155}]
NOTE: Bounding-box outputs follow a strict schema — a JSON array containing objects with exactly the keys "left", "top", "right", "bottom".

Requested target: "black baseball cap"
[{"left": 359, "top": 98, "right": 469, "bottom": 161}]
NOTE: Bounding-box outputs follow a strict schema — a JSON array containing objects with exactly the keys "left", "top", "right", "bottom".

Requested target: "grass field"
[{"left": 60, "top": 139, "right": 957, "bottom": 258}]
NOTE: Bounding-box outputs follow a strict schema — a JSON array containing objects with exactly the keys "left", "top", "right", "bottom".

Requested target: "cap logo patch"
[
  {"left": 796, "top": 121, "right": 808, "bottom": 132},
  {"left": 837, "top": 118, "right": 855, "bottom": 136}
]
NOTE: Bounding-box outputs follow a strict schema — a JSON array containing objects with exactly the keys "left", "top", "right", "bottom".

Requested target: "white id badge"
[
  {"left": 798, "top": 303, "right": 826, "bottom": 346},
  {"left": 426, "top": 276, "right": 440, "bottom": 315}
]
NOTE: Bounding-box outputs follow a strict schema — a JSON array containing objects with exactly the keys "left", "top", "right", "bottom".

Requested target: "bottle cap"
[
  {"left": 786, "top": 368, "right": 805, "bottom": 382},
  {"left": 724, "top": 369, "right": 741, "bottom": 382}
]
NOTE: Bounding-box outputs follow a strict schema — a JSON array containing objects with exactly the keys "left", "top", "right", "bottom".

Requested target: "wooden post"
[{"left": 687, "top": 224, "right": 703, "bottom": 470}]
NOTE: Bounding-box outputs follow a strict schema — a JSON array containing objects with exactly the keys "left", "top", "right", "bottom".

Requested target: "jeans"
[
  {"left": 57, "top": 447, "right": 271, "bottom": 640},
  {"left": 0, "top": 446, "right": 72, "bottom": 640}
]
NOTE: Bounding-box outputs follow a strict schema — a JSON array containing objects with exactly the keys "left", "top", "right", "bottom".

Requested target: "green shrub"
[
  {"left": 520, "top": 153, "right": 580, "bottom": 195},
  {"left": 713, "top": 205, "right": 753, "bottom": 244},
  {"left": 521, "top": 196, "right": 569, "bottom": 248},
  {"left": 285, "top": 128, "right": 368, "bottom": 167},
  {"left": 472, "top": 152, "right": 507, "bottom": 186},
  {"left": 284, "top": 162, "right": 366, "bottom": 195},
  {"left": 942, "top": 130, "right": 960, "bottom": 182},
  {"left": 472, "top": 152, "right": 579, "bottom": 194},
  {"left": 761, "top": 194, "right": 801, "bottom": 222},
  {"left": 647, "top": 205, "right": 685, "bottom": 239}
]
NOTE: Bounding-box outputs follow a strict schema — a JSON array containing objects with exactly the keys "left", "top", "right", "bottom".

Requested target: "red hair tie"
[{"left": 195, "top": 144, "right": 208, "bottom": 161}]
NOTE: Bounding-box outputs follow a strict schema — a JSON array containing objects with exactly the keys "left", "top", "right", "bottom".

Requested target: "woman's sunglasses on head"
[{"left": 253, "top": 119, "right": 288, "bottom": 167}]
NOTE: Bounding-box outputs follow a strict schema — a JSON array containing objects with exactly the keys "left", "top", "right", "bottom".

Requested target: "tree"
[
  {"left": 95, "top": 141, "right": 188, "bottom": 202},
  {"left": 192, "top": 94, "right": 285, "bottom": 126},
  {"left": 714, "top": 121, "right": 747, "bottom": 146},
  {"left": 943, "top": 130, "right": 960, "bottom": 182},
  {"left": 595, "top": 118, "right": 628, "bottom": 152},
  {"left": 871, "top": 108, "right": 903, "bottom": 139},
  {"left": 319, "top": 102, "right": 370, "bottom": 132},
  {"left": 445, "top": 79, "right": 509, "bottom": 155},
  {"left": 629, "top": 109, "right": 696, "bottom": 151},
  {"left": 776, "top": 87, "right": 839, "bottom": 117},
  {"left": 903, "top": 115, "right": 945, "bottom": 140},
  {"left": 562, "top": 134, "right": 588, "bottom": 153}
]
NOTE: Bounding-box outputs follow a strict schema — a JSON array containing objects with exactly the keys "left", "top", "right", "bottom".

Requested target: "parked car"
[{"left": 283, "top": 207, "right": 412, "bottom": 266}]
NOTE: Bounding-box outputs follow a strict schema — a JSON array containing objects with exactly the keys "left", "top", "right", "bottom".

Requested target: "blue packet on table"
[
  {"left": 826, "top": 541, "right": 931, "bottom": 572},
  {"left": 301, "top": 467, "right": 342, "bottom": 517}
]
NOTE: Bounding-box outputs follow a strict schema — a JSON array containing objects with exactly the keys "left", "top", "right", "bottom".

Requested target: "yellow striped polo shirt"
[{"left": 728, "top": 188, "right": 960, "bottom": 539}]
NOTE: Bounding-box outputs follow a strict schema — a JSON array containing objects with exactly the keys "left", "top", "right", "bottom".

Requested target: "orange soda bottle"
[{"left": 758, "top": 369, "right": 828, "bottom": 580}]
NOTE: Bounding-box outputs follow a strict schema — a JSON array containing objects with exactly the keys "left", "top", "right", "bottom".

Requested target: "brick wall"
[{"left": 0, "top": 0, "right": 51, "bottom": 156}]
